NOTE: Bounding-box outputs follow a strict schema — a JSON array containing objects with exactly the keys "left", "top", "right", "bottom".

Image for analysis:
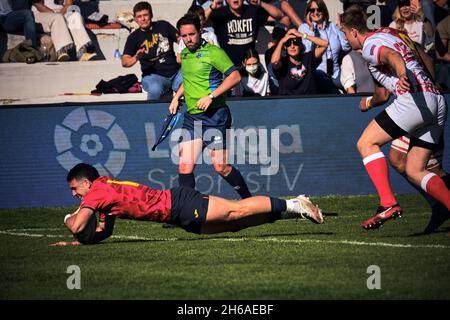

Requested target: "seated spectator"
[
  {"left": 205, "top": 0, "right": 283, "bottom": 66},
  {"left": 236, "top": 47, "right": 270, "bottom": 96},
  {"left": 265, "top": 24, "right": 287, "bottom": 94},
  {"left": 299, "top": 0, "right": 351, "bottom": 94},
  {"left": 32, "top": 0, "right": 95, "bottom": 61},
  {"left": 340, "top": 49, "right": 375, "bottom": 94},
  {"left": 435, "top": 15, "right": 450, "bottom": 89},
  {"left": 0, "top": 0, "right": 38, "bottom": 48},
  {"left": 176, "top": 5, "right": 219, "bottom": 64},
  {"left": 122, "top": 1, "right": 182, "bottom": 100},
  {"left": 389, "top": 0, "right": 433, "bottom": 50},
  {"left": 271, "top": 28, "right": 328, "bottom": 95}
]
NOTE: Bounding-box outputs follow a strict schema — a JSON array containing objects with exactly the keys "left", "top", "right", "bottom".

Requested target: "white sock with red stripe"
[
  {"left": 363, "top": 152, "right": 397, "bottom": 208},
  {"left": 421, "top": 173, "right": 450, "bottom": 211}
]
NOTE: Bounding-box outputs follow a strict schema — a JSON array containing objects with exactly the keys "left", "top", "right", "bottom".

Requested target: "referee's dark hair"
[
  {"left": 176, "top": 13, "right": 201, "bottom": 32},
  {"left": 67, "top": 163, "right": 100, "bottom": 183}
]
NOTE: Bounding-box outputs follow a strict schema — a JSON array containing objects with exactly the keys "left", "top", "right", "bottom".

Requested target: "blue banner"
[{"left": 0, "top": 95, "right": 449, "bottom": 208}]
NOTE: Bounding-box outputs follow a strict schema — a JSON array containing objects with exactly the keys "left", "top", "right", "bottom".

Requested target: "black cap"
[{"left": 398, "top": 0, "right": 410, "bottom": 7}]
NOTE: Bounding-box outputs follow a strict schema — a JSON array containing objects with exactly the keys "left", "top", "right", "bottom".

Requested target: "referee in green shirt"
[{"left": 169, "top": 13, "right": 251, "bottom": 199}]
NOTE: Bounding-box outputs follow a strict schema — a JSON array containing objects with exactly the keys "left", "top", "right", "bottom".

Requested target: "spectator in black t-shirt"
[
  {"left": 271, "top": 28, "right": 328, "bottom": 95},
  {"left": 205, "top": 0, "right": 283, "bottom": 66},
  {"left": 122, "top": 1, "right": 182, "bottom": 100}
]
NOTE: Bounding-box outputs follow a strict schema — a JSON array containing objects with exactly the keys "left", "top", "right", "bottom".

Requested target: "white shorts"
[{"left": 383, "top": 92, "right": 447, "bottom": 145}]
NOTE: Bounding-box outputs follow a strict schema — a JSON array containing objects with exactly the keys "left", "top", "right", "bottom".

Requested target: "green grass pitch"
[{"left": 0, "top": 194, "right": 449, "bottom": 300}]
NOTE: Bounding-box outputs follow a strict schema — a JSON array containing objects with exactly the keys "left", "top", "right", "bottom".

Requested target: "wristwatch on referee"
[{"left": 208, "top": 92, "right": 216, "bottom": 100}]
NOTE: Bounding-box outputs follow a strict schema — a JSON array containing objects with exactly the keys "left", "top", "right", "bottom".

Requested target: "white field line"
[{"left": 0, "top": 228, "right": 448, "bottom": 249}]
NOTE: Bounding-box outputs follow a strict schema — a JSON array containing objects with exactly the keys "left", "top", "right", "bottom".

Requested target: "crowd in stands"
[{"left": 1, "top": 0, "right": 449, "bottom": 93}]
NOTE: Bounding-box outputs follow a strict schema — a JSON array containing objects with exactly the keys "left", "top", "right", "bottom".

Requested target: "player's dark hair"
[
  {"left": 176, "top": 13, "right": 201, "bottom": 33},
  {"left": 340, "top": 5, "right": 371, "bottom": 33},
  {"left": 187, "top": 4, "right": 206, "bottom": 20},
  {"left": 66, "top": 163, "right": 100, "bottom": 183},
  {"left": 133, "top": 1, "right": 153, "bottom": 18}
]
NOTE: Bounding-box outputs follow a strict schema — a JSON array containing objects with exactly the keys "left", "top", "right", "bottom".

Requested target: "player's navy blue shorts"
[
  {"left": 180, "top": 105, "right": 232, "bottom": 150},
  {"left": 169, "top": 186, "right": 209, "bottom": 234}
]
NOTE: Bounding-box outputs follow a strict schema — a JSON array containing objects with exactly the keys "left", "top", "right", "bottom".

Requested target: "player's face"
[
  {"left": 341, "top": 26, "right": 360, "bottom": 50},
  {"left": 180, "top": 24, "right": 201, "bottom": 51},
  {"left": 134, "top": 9, "right": 151, "bottom": 30},
  {"left": 69, "top": 178, "right": 91, "bottom": 199}
]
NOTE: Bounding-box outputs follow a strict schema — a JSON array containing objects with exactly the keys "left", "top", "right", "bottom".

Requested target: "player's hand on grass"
[
  {"left": 196, "top": 96, "right": 213, "bottom": 111},
  {"left": 49, "top": 241, "right": 81, "bottom": 246}
]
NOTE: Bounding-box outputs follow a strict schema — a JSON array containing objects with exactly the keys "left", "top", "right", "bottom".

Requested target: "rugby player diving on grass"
[{"left": 54, "top": 163, "right": 324, "bottom": 245}]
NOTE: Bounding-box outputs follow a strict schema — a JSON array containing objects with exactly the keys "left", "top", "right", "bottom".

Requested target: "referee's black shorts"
[{"left": 170, "top": 187, "right": 209, "bottom": 234}]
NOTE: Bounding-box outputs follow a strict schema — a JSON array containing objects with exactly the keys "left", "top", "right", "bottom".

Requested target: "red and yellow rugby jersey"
[{"left": 80, "top": 176, "right": 172, "bottom": 222}]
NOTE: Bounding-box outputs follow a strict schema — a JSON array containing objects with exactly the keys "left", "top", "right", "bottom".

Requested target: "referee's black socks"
[{"left": 221, "top": 166, "right": 252, "bottom": 199}]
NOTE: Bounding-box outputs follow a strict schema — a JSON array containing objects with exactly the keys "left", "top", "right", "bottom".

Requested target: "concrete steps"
[
  {"left": 0, "top": 60, "right": 146, "bottom": 104},
  {"left": 0, "top": 0, "right": 345, "bottom": 105}
]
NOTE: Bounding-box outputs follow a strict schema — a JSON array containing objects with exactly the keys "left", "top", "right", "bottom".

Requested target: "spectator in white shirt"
[
  {"left": 340, "top": 49, "right": 375, "bottom": 94},
  {"left": 298, "top": 0, "right": 351, "bottom": 94},
  {"left": 389, "top": 0, "right": 433, "bottom": 49},
  {"left": 236, "top": 47, "right": 270, "bottom": 96}
]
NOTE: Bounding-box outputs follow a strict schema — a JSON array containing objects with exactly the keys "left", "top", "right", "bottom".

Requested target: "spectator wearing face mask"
[{"left": 236, "top": 47, "right": 270, "bottom": 96}]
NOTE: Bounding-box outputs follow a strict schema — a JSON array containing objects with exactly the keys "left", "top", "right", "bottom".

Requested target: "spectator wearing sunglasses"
[
  {"left": 270, "top": 28, "right": 328, "bottom": 95},
  {"left": 298, "top": 0, "right": 351, "bottom": 94}
]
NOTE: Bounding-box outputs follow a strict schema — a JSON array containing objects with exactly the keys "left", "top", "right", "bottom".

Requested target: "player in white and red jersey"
[{"left": 340, "top": 5, "right": 449, "bottom": 230}]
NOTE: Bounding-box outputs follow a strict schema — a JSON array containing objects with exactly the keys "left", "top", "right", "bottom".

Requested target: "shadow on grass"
[
  {"left": 102, "top": 231, "right": 336, "bottom": 245},
  {"left": 323, "top": 212, "right": 339, "bottom": 217},
  {"left": 408, "top": 226, "right": 450, "bottom": 237}
]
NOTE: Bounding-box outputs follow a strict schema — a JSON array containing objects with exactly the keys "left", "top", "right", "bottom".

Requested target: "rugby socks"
[
  {"left": 179, "top": 173, "right": 195, "bottom": 189},
  {"left": 400, "top": 173, "right": 437, "bottom": 208},
  {"left": 421, "top": 173, "right": 450, "bottom": 211},
  {"left": 363, "top": 152, "right": 397, "bottom": 208},
  {"left": 267, "top": 197, "right": 287, "bottom": 222},
  {"left": 222, "top": 166, "right": 252, "bottom": 199}
]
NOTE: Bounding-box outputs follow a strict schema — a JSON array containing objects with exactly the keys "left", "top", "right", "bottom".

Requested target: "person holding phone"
[{"left": 298, "top": 0, "right": 351, "bottom": 94}]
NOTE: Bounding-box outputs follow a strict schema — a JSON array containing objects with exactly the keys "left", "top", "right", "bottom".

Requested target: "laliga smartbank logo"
[{"left": 54, "top": 107, "right": 130, "bottom": 176}]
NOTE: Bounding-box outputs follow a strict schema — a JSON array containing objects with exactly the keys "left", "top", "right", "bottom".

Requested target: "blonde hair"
[{"left": 392, "top": 6, "right": 424, "bottom": 32}]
